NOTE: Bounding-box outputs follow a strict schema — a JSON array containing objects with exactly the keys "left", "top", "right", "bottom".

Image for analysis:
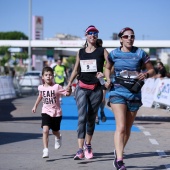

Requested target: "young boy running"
[{"left": 32, "top": 66, "right": 71, "bottom": 158}]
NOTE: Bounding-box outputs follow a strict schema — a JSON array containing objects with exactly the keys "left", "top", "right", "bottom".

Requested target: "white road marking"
[
  {"left": 149, "top": 138, "right": 159, "bottom": 145},
  {"left": 137, "top": 125, "right": 145, "bottom": 130},
  {"left": 137, "top": 114, "right": 169, "bottom": 169},
  {"left": 143, "top": 131, "right": 151, "bottom": 136}
]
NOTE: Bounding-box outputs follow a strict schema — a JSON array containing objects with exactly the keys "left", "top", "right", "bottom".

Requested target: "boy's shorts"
[
  {"left": 41, "top": 113, "right": 62, "bottom": 131},
  {"left": 108, "top": 96, "right": 142, "bottom": 112}
]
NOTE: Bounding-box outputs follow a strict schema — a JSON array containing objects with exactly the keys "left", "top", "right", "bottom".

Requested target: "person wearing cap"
[
  {"left": 66, "top": 25, "right": 109, "bottom": 160},
  {"left": 105, "top": 27, "right": 155, "bottom": 169}
]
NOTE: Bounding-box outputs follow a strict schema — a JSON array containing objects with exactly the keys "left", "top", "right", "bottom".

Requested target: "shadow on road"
[
  {"left": 0, "top": 132, "right": 42, "bottom": 145},
  {"left": 0, "top": 98, "right": 17, "bottom": 121}
]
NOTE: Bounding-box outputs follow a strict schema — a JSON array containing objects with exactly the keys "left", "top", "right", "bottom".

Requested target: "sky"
[{"left": 0, "top": 0, "right": 170, "bottom": 40}]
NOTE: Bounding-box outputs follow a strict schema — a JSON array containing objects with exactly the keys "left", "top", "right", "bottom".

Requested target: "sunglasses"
[
  {"left": 121, "top": 34, "right": 135, "bottom": 39},
  {"left": 87, "top": 32, "right": 98, "bottom": 36}
]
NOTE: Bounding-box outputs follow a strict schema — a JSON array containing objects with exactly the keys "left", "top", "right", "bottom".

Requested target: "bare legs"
[
  {"left": 42, "top": 126, "right": 49, "bottom": 149},
  {"left": 42, "top": 126, "right": 61, "bottom": 149},
  {"left": 110, "top": 103, "right": 137, "bottom": 160},
  {"left": 124, "top": 110, "right": 137, "bottom": 147}
]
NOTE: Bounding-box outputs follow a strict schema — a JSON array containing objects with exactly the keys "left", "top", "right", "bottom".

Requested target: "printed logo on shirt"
[{"left": 40, "top": 90, "right": 56, "bottom": 104}]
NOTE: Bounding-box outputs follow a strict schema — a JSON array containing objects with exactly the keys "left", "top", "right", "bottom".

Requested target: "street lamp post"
[{"left": 28, "top": 0, "right": 32, "bottom": 71}]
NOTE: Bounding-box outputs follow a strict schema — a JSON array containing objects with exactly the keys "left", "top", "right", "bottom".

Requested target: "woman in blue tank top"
[{"left": 105, "top": 27, "right": 155, "bottom": 170}]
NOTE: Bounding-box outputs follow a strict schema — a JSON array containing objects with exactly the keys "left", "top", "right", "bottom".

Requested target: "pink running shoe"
[
  {"left": 74, "top": 149, "right": 84, "bottom": 160},
  {"left": 83, "top": 142, "right": 93, "bottom": 159}
]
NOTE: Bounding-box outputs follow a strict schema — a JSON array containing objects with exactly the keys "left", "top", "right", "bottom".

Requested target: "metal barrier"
[{"left": 0, "top": 76, "right": 16, "bottom": 100}]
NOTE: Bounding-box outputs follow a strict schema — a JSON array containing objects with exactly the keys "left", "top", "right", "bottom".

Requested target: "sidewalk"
[{"left": 136, "top": 106, "right": 170, "bottom": 119}]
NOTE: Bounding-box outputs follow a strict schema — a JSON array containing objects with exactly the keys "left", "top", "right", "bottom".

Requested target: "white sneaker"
[
  {"left": 55, "top": 134, "right": 62, "bottom": 149},
  {"left": 42, "top": 148, "right": 49, "bottom": 158}
]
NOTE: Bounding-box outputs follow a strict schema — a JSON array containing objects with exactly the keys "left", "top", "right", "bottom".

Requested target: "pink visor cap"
[
  {"left": 85, "top": 25, "right": 99, "bottom": 33},
  {"left": 118, "top": 27, "right": 134, "bottom": 38}
]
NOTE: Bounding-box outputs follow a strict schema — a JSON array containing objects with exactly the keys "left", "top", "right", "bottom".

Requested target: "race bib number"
[{"left": 80, "top": 59, "right": 97, "bottom": 72}]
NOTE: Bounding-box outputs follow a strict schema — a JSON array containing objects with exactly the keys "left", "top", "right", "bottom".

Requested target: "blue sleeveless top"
[{"left": 108, "top": 46, "right": 150, "bottom": 100}]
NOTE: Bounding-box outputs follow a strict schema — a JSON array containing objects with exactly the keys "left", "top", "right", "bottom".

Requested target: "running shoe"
[
  {"left": 42, "top": 148, "right": 49, "bottom": 158},
  {"left": 100, "top": 111, "right": 106, "bottom": 122},
  {"left": 55, "top": 134, "right": 62, "bottom": 149},
  {"left": 95, "top": 117, "right": 99, "bottom": 125},
  {"left": 113, "top": 160, "right": 126, "bottom": 170},
  {"left": 74, "top": 149, "right": 84, "bottom": 160},
  {"left": 83, "top": 142, "right": 93, "bottom": 159}
]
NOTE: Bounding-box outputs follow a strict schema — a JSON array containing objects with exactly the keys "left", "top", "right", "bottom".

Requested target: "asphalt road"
[{"left": 0, "top": 95, "right": 170, "bottom": 170}]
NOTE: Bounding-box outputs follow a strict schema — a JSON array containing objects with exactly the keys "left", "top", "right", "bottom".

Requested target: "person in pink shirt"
[{"left": 32, "top": 66, "right": 72, "bottom": 158}]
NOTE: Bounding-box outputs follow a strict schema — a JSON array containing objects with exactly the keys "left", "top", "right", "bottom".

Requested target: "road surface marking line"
[
  {"left": 137, "top": 125, "right": 145, "bottom": 130},
  {"left": 143, "top": 131, "right": 151, "bottom": 136},
  {"left": 149, "top": 138, "right": 159, "bottom": 145}
]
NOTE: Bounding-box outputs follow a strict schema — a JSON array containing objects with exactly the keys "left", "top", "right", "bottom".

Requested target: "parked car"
[{"left": 18, "top": 71, "right": 42, "bottom": 94}]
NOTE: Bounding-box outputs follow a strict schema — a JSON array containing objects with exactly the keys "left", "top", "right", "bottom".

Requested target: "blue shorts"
[{"left": 108, "top": 96, "right": 142, "bottom": 112}]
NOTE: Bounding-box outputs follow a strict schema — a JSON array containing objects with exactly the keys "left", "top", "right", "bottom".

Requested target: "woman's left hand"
[
  {"left": 96, "top": 72, "right": 104, "bottom": 78},
  {"left": 66, "top": 82, "right": 72, "bottom": 91},
  {"left": 105, "top": 79, "right": 111, "bottom": 89},
  {"left": 66, "top": 86, "right": 72, "bottom": 96},
  {"left": 137, "top": 73, "right": 146, "bottom": 80}
]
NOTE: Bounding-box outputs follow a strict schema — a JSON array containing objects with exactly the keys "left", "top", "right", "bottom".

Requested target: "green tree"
[
  {"left": 65, "top": 56, "right": 76, "bottom": 68},
  {"left": 13, "top": 52, "right": 28, "bottom": 60},
  {"left": 0, "top": 31, "right": 28, "bottom": 40},
  {"left": 0, "top": 46, "right": 28, "bottom": 67},
  {"left": 0, "top": 53, "right": 11, "bottom": 66},
  {"left": 0, "top": 46, "right": 9, "bottom": 55},
  {"left": 0, "top": 46, "right": 10, "bottom": 66}
]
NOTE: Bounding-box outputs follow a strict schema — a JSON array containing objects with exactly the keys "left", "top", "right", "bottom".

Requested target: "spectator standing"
[
  {"left": 53, "top": 59, "right": 68, "bottom": 103},
  {"left": 154, "top": 61, "right": 167, "bottom": 78},
  {"left": 53, "top": 59, "right": 68, "bottom": 86}
]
